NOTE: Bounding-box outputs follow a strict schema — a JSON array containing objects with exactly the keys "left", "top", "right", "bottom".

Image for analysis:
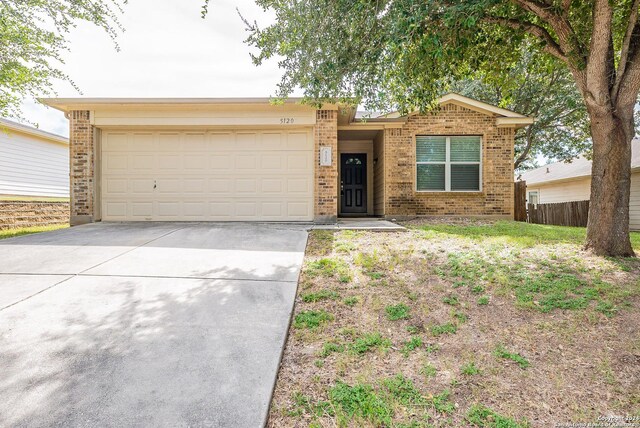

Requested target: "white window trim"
[{"left": 415, "top": 135, "right": 483, "bottom": 193}]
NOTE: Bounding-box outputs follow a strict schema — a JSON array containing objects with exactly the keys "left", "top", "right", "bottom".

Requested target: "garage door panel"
[
  {"left": 158, "top": 154, "right": 181, "bottom": 170},
  {"left": 103, "top": 133, "right": 129, "bottom": 151},
  {"left": 183, "top": 202, "right": 206, "bottom": 217},
  {"left": 287, "top": 132, "right": 311, "bottom": 150},
  {"left": 131, "top": 202, "right": 153, "bottom": 217},
  {"left": 105, "top": 178, "right": 128, "bottom": 194},
  {"left": 235, "top": 202, "right": 258, "bottom": 217},
  {"left": 210, "top": 154, "right": 232, "bottom": 169},
  {"left": 156, "top": 179, "right": 181, "bottom": 193},
  {"left": 184, "top": 179, "right": 206, "bottom": 193},
  {"left": 101, "top": 130, "right": 314, "bottom": 221},
  {"left": 157, "top": 202, "right": 180, "bottom": 217},
  {"left": 288, "top": 201, "right": 311, "bottom": 218},
  {"left": 210, "top": 202, "right": 233, "bottom": 217},
  {"left": 130, "top": 179, "right": 154, "bottom": 194},
  {"left": 235, "top": 154, "right": 257, "bottom": 170},
  {"left": 183, "top": 154, "right": 207, "bottom": 170},
  {"left": 104, "top": 154, "right": 129, "bottom": 172},
  {"left": 287, "top": 153, "right": 312, "bottom": 172},
  {"left": 183, "top": 133, "right": 207, "bottom": 150},
  {"left": 236, "top": 133, "right": 259, "bottom": 151},
  {"left": 208, "top": 178, "right": 232, "bottom": 194},
  {"left": 287, "top": 178, "right": 312, "bottom": 194},
  {"left": 158, "top": 133, "right": 182, "bottom": 151},
  {"left": 261, "top": 179, "right": 283, "bottom": 194},
  {"left": 131, "top": 133, "right": 154, "bottom": 151},
  {"left": 210, "top": 133, "right": 234, "bottom": 149},
  {"left": 262, "top": 202, "right": 283, "bottom": 217},
  {"left": 104, "top": 201, "right": 128, "bottom": 218},
  {"left": 131, "top": 155, "right": 154, "bottom": 170},
  {"left": 262, "top": 133, "right": 284, "bottom": 150},
  {"left": 236, "top": 178, "right": 258, "bottom": 193},
  {"left": 260, "top": 154, "right": 284, "bottom": 170}
]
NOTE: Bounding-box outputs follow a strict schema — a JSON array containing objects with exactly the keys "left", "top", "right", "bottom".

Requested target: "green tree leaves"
[{"left": 0, "top": 0, "right": 126, "bottom": 120}]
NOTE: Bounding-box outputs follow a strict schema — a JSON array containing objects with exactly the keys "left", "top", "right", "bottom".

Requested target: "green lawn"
[
  {"left": 268, "top": 220, "right": 640, "bottom": 427},
  {"left": 0, "top": 224, "right": 68, "bottom": 240},
  {"left": 417, "top": 220, "right": 640, "bottom": 250}
]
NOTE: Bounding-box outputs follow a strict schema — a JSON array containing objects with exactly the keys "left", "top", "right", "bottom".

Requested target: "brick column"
[
  {"left": 69, "top": 110, "right": 95, "bottom": 225},
  {"left": 314, "top": 110, "right": 338, "bottom": 223}
]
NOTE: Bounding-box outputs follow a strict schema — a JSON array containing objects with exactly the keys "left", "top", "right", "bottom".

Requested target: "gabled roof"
[
  {"left": 363, "top": 93, "right": 534, "bottom": 128},
  {"left": 0, "top": 118, "right": 68, "bottom": 145},
  {"left": 438, "top": 93, "right": 529, "bottom": 118},
  {"left": 520, "top": 138, "right": 640, "bottom": 186},
  {"left": 40, "top": 93, "right": 533, "bottom": 128}
]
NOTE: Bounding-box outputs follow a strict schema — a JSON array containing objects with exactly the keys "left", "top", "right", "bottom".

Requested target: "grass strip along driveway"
[
  {"left": 0, "top": 224, "right": 68, "bottom": 240},
  {"left": 268, "top": 220, "right": 640, "bottom": 427}
]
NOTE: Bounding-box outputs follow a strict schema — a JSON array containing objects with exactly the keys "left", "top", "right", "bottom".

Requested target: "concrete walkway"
[
  {"left": 0, "top": 222, "right": 308, "bottom": 427},
  {"left": 312, "top": 218, "right": 406, "bottom": 231}
]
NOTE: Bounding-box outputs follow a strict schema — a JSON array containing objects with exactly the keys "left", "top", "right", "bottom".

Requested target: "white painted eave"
[{"left": 39, "top": 97, "right": 330, "bottom": 113}]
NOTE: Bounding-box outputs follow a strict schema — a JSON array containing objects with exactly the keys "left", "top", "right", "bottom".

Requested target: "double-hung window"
[{"left": 416, "top": 136, "right": 482, "bottom": 191}]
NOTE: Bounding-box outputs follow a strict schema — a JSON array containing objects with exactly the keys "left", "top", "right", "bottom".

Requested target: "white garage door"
[{"left": 100, "top": 129, "right": 314, "bottom": 221}]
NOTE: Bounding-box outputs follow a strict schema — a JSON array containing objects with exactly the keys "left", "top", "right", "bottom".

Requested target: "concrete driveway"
[{"left": 0, "top": 222, "right": 308, "bottom": 427}]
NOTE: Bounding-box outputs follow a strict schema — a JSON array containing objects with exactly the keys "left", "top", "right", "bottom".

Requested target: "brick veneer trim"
[
  {"left": 69, "top": 110, "right": 95, "bottom": 225},
  {"left": 0, "top": 201, "right": 70, "bottom": 230},
  {"left": 314, "top": 110, "right": 339, "bottom": 222}
]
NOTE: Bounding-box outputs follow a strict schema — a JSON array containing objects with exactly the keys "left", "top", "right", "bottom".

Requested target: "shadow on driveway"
[{"left": 0, "top": 222, "right": 307, "bottom": 427}]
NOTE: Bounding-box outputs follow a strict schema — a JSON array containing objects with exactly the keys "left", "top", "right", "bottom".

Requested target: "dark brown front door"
[{"left": 340, "top": 153, "right": 367, "bottom": 214}]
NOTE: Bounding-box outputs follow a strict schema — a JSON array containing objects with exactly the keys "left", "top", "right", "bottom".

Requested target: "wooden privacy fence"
[
  {"left": 514, "top": 181, "right": 527, "bottom": 222},
  {"left": 528, "top": 200, "right": 590, "bottom": 227}
]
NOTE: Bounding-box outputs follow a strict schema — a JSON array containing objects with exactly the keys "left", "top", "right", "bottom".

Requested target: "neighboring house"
[
  {"left": 41, "top": 93, "right": 532, "bottom": 225},
  {"left": 0, "top": 119, "right": 70, "bottom": 229},
  {"left": 0, "top": 118, "right": 69, "bottom": 198},
  {"left": 519, "top": 138, "right": 640, "bottom": 230}
]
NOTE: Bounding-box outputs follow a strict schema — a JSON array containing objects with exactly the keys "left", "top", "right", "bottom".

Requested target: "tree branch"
[
  {"left": 514, "top": 126, "right": 535, "bottom": 169},
  {"left": 510, "top": 0, "right": 583, "bottom": 65},
  {"left": 613, "top": 0, "right": 640, "bottom": 104},
  {"left": 484, "top": 16, "right": 568, "bottom": 63}
]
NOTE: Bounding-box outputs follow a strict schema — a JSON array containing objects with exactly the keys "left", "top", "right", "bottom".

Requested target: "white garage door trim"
[{"left": 100, "top": 129, "right": 314, "bottom": 221}]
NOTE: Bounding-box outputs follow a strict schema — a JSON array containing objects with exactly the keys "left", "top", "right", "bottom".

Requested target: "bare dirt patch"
[{"left": 268, "top": 221, "right": 640, "bottom": 427}]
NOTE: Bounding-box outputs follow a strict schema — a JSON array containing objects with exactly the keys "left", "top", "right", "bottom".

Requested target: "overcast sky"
[{"left": 22, "top": 0, "right": 289, "bottom": 137}]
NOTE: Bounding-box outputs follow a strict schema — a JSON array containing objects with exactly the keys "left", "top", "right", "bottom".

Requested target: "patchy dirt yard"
[{"left": 268, "top": 220, "right": 640, "bottom": 428}]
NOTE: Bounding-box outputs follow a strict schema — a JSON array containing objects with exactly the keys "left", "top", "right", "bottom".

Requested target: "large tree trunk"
[{"left": 584, "top": 103, "right": 635, "bottom": 257}]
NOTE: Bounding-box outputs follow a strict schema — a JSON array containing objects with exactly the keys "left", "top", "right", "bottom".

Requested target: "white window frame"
[
  {"left": 528, "top": 191, "right": 539, "bottom": 206},
  {"left": 415, "top": 135, "right": 483, "bottom": 192}
]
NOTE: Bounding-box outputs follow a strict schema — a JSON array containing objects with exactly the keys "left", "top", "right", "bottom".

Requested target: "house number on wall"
[
  {"left": 280, "top": 117, "right": 295, "bottom": 124},
  {"left": 320, "top": 146, "right": 332, "bottom": 166}
]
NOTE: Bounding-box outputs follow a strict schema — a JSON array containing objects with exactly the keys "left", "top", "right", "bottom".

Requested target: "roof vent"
[{"left": 546, "top": 167, "right": 550, "bottom": 173}]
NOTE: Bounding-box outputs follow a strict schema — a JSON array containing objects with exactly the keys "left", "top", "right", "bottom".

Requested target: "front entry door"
[{"left": 340, "top": 153, "right": 367, "bottom": 214}]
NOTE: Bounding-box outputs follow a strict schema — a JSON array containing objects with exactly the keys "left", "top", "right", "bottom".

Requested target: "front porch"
[{"left": 337, "top": 128, "right": 385, "bottom": 218}]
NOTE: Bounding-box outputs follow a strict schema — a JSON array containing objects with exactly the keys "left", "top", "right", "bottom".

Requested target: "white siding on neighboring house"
[
  {"left": 0, "top": 125, "right": 69, "bottom": 198},
  {"left": 629, "top": 172, "right": 640, "bottom": 231},
  {"left": 527, "top": 178, "right": 591, "bottom": 205}
]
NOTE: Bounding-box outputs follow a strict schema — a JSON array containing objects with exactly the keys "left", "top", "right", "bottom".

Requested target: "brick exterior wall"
[
  {"left": 0, "top": 201, "right": 69, "bottom": 229},
  {"left": 384, "top": 104, "right": 515, "bottom": 218},
  {"left": 314, "top": 110, "right": 339, "bottom": 222},
  {"left": 69, "top": 110, "right": 95, "bottom": 225}
]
